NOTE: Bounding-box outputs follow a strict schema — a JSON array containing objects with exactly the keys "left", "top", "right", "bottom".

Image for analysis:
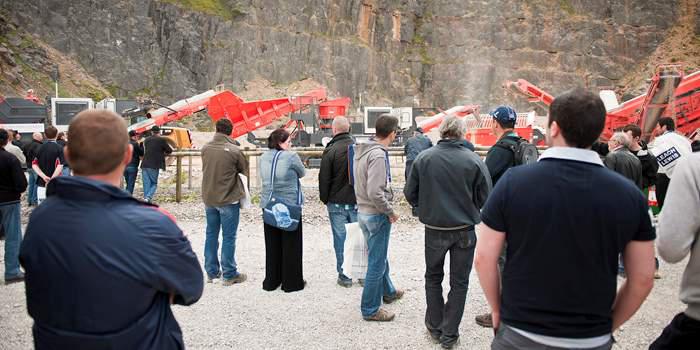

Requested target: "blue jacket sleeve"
[{"left": 142, "top": 212, "right": 204, "bottom": 306}]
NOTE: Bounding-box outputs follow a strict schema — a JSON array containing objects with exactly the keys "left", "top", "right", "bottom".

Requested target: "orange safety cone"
[{"left": 648, "top": 186, "right": 658, "bottom": 207}]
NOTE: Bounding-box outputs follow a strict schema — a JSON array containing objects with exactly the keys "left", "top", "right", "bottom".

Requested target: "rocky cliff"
[{"left": 1, "top": 0, "right": 698, "bottom": 111}]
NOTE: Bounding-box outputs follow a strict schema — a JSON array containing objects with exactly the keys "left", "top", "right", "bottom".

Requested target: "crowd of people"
[{"left": 0, "top": 86, "right": 699, "bottom": 349}]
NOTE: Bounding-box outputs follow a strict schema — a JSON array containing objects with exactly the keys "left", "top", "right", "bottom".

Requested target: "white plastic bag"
[
  {"left": 238, "top": 174, "right": 253, "bottom": 209},
  {"left": 342, "top": 222, "right": 368, "bottom": 280},
  {"left": 37, "top": 186, "right": 46, "bottom": 204}
]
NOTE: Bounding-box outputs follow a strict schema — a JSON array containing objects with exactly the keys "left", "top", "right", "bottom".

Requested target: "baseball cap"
[{"left": 490, "top": 105, "right": 517, "bottom": 124}]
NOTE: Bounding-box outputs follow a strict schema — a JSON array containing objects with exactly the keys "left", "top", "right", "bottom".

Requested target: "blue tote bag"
[{"left": 262, "top": 151, "right": 302, "bottom": 231}]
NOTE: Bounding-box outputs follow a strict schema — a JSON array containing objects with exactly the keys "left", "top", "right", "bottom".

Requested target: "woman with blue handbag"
[{"left": 260, "top": 129, "right": 306, "bottom": 292}]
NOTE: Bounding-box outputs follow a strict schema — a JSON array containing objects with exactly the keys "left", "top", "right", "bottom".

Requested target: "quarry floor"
[{"left": 0, "top": 184, "right": 688, "bottom": 350}]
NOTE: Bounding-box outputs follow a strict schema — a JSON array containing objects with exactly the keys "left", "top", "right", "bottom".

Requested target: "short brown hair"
[
  {"left": 45, "top": 125, "right": 58, "bottom": 139},
  {"left": 548, "top": 88, "right": 606, "bottom": 148},
  {"left": 67, "top": 110, "right": 129, "bottom": 175},
  {"left": 375, "top": 114, "right": 399, "bottom": 138},
  {"left": 622, "top": 124, "right": 642, "bottom": 138}
]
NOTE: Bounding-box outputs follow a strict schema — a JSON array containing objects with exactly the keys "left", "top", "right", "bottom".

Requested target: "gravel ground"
[{"left": 0, "top": 188, "right": 687, "bottom": 350}]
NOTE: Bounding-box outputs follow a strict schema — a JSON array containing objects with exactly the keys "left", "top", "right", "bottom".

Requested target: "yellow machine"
[{"left": 159, "top": 126, "right": 192, "bottom": 149}]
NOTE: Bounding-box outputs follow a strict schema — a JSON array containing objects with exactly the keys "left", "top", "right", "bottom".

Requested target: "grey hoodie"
[
  {"left": 657, "top": 152, "right": 700, "bottom": 320},
  {"left": 353, "top": 140, "right": 395, "bottom": 217}
]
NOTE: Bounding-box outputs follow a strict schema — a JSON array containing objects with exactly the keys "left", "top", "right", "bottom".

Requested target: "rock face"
[{"left": 0, "top": 0, "right": 680, "bottom": 110}]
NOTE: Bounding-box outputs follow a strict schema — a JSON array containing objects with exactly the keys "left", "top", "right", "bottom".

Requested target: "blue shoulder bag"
[{"left": 263, "top": 151, "right": 302, "bottom": 231}]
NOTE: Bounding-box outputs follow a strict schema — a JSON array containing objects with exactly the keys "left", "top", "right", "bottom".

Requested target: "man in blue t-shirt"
[{"left": 475, "top": 88, "right": 656, "bottom": 350}]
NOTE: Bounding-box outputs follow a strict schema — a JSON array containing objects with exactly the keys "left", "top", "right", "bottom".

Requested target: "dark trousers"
[
  {"left": 263, "top": 220, "right": 304, "bottom": 292},
  {"left": 424, "top": 227, "right": 477, "bottom": 342},
  {"left": 656, "top": 173, "right": 671, "bottom": 209},
  {"left": 650, "top": 312, "right": 700, "bottom": 349}
]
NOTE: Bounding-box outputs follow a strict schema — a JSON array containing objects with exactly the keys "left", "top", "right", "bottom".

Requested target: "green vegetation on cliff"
[{"left": 161, "top": 0, "right": 245, "bottom": 20}]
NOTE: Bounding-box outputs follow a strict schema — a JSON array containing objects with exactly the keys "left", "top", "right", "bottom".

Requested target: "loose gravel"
[{"left": 0, "top": 188, "right": 687, "bottom": 350}]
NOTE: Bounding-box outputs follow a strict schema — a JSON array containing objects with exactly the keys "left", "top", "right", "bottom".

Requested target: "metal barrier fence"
[{"left": 169, "top": 146, "right": 546, "bottom": 203}]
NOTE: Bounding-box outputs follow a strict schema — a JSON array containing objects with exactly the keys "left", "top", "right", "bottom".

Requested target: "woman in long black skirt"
[{"left": 259, "top": 129, "right": 305, "bottom": 292}]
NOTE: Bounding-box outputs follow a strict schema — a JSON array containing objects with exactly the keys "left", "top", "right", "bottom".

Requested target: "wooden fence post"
[
  {"left": 176, "top": 155, "right": 182, "bottom": 203},
  {"left": 187, "top": 154, "right": 192, "bottom": 190}
]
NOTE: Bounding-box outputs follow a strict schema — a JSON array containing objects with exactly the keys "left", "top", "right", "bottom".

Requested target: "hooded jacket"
[
  {"left": 353, "top": 140, "right": 394, "bottom": 216},
  {"left": 20, "top": 176, "right": 203, "bottom": 350},
  {"left": 201, "top": 133, "right": 249, "bottom": 207},
  {"left": 319, "top": 132, "right": 356, "bottom": 205}
]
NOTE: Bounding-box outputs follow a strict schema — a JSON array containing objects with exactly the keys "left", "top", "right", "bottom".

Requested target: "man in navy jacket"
[{"left": 20, "top": 109, "right": 203, "bottom": 350}]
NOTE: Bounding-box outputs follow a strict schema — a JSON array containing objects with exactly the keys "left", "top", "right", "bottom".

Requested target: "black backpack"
[{"left": 495, "top": 137, "right": 539, "bottom": 166}]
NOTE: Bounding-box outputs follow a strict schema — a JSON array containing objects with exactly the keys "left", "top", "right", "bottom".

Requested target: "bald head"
[
  {"left": 332, "top": 116, "right": 350, "bottom": 135},
  {"left": 67, "top": 110, "right": 130, "bottom": 176},
  {"left": 32, "top": 132, "right": 42, "bottom": 141}
]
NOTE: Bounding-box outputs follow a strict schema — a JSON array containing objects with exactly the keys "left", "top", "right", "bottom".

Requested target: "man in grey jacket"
[
  {"left": 404, "top": 115, "right": 491, "bottom": 349},
  {"left": 353, "top": 114, "right": 404, "bottom": 322},
  {"left": 651, "top": 152, "right": 700, "bottom": 348}
]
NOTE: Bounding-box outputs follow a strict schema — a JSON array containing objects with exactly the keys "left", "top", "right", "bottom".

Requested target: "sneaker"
[
  {"left": 222, "top": 273, "right": 247, "bottom": 286},
  {"left": 475, "top": 313, "right": 493, "bottom": 328},
  {"left": 363, "top": 308, "right": 395, "bottom": 322},
  {"left": 4, "top": 273, "right": 25, "bottom": 285},
  {"left": 440, "top": 336, "right": 460, "bottom": 349},
  {"left": 206, "top": 272, "right": 222, "bottom": 283},
  {"left": 338, "top": 276, "right": 352, "bottom": 288},
  {"left": 382, "top": 289, "right": 404, "bottom": 304},
  {"left": 654, "top": 270, "right": 662, "bottom": 279}
]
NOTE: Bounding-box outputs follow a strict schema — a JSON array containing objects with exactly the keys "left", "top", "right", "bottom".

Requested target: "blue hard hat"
[{"left": 490, "top": 106, "right": 517, "bottom": 124}]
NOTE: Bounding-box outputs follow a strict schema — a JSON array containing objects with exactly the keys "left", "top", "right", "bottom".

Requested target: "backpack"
[{"left": 495, "top": 137, "right": 539, "bottom": 166}]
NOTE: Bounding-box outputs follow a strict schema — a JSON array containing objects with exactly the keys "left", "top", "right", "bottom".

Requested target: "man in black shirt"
[
  {"left": 484, "top": 105, "right": 521, "bottom": 186},
  {"left": 622, "top": 124, "right": 659, "bottom": 189},
  {"left": 124, "top": 130, "right": 144, "bottom": 195},
  {"left": 32, "top": 126, "right": 64, "bottom": 204},
  {"left": 140, "top": 126, "right": 172, "bottom": 203},
  {"left": 475, "top": 88, "right": 655, "bottom": 349},
  {"left": 0, "top": 128, "right": 27, "bottom": 283},
  {"left": 476, "top": 105, "right": 522, "bottom": 328},
  {"left": 23, "top": 133, "right": 43, "bottom": 206}
]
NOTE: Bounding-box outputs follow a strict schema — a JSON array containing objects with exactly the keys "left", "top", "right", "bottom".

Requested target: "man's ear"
[{"left": 549, "top": 121, "right": 561, "bottom": 139}]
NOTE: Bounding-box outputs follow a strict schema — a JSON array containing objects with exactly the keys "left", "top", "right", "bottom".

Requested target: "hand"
[
  {"left": 389, "top": 214, "right": 399, "bottom": 223},
  {"left": 492, "top": 312, "right": 501, "bottom": 333},
  {"left": 41, "top": 175, "right": 50, "bottom": 183}
]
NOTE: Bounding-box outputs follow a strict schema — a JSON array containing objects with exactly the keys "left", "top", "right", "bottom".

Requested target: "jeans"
[
  {"left": 492, "top": 325, "right": 613, "bottom": 350},
  {"left": 27, "top": 169, "right": 38, "bottom": 205},
  {"left": 326, "top": 203, "right": 358, "bottom": 276},
  {"left": 358, "top": 213, "right": 397, "bottom": 317},
  {"left": 61, "top": 166, "right": 71, "bottom": 176},
  {"left": 205, "top": 203, "right": 241, "bottom": 280},
  {"left": 142, "top": 168, "right": 159, "bottom": 201},
  {"left": 0, "top": 202, "right": 22, "bottom": 279},
  {"left": 424, "top": 227, "right": 476, "bottom": 342},
  {"left": 123, "top": 165, "right": 138, "bottom": 195}
]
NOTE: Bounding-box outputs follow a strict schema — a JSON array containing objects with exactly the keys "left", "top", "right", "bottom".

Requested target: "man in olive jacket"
[
  {"left": 319, "top": 116, "right": 358, "bottom": 287},
  {"left": 201, "top": 118, "right": 249, "bottom": 286}
]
